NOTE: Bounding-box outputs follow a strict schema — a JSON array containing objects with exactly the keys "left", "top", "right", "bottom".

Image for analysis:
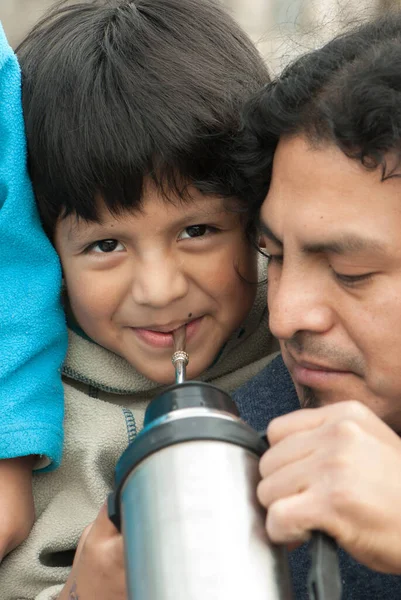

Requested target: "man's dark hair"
[
  {"left": 17, "top": 0, "right": 269, "bottom": 238},
  {"left": 233, "top": 12, "right": 401, "bottom": 215}
]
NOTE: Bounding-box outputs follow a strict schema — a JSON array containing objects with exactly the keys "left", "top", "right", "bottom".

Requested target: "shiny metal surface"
[
  {"left": 121, "top": 440, "right": 293, "bottom": 600},
  {"left": 171, "top": 350, "right": 189, "bottom": 384},
  {"left": 142, "top": 406, "right": 240, "bottom": 432}
]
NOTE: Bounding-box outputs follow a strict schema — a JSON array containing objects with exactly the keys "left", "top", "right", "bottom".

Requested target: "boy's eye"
[
  {"left": 89, "top": 239, "right": 124, "bottom": 253},
  {"left": 178, "top": 224, "right": 216, "bottom": 240}
]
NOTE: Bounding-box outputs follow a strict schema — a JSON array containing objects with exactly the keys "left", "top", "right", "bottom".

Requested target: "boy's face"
[
  {"left": 260, "top": 134, "right": 401, "bottom": 432},
  {"left": 55, "top": 184, "right": 257, "bottom": 384}
]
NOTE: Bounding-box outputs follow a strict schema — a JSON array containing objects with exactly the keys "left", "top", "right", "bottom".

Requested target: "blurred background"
[{"left": 0, "top": 0, "right": 399, "bottom": 72}]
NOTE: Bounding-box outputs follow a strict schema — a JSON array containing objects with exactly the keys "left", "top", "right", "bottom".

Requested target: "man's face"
[
  {"left": 55, "top": 184, "right": 256, "bottom": 384},
  {"left": 260, "top": 135, "right": 401, "bottom": 431}
]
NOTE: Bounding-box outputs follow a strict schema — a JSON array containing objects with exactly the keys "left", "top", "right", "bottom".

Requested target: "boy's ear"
[{"left": 258, "top": 236, "right": 266, "bottom": 249}]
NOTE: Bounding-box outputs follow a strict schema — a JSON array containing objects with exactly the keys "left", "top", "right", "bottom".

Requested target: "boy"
[{"left": 0, "top": 1, "right": 277, "bottom": 597}]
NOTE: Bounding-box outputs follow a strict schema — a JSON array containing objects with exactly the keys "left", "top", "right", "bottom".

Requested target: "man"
[{"left": 233, "top": 11, "right": 401, "bottom": 599}]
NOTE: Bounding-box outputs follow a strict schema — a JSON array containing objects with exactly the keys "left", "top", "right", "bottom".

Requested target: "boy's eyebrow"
[
  {"left": 173, "top": 205, "right": 228, "bottom": 223},
  {"left": 65, "top": 203, "right": 231, "bottom": 242},
  {"left": 66, "top": 221, "right": 96, "bottom": 241},
  {"left": 259, "top": 217, "right": 388, "bottom": 255},
  {"left": 65, "top": 218, "right": 108, "bottom": 243}
]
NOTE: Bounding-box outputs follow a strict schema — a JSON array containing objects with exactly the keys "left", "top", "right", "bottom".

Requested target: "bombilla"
[{"left": 172, "top": 326, "right": 189, "bottom": 384}]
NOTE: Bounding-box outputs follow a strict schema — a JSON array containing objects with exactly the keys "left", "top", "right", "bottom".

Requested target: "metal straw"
[{"left": 172, "top": 325, "right": 189, "bottom": 384}]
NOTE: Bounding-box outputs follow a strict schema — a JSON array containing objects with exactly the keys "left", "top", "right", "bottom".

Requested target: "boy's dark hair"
[
  {"left": 17, "top": 0, "right": 269, "bottom": 238},
  {"left": 234, "top": 12, "right": 401, "bottom": 215}
]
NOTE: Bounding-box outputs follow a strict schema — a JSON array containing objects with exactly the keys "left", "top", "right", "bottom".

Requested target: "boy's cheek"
[{"left": 66, "top": 276, "right": 122, "bottom": 329}]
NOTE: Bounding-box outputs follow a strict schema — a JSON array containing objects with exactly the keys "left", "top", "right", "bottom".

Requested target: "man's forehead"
[
  {"left": 272, "top": 134, "right": 401, "bottom": 197},
  {"left": 272, "top": 135, "right": 370, "bottom": 191},
  {"left": 260, "top": 134, "right": 401, "bottom": 253}
]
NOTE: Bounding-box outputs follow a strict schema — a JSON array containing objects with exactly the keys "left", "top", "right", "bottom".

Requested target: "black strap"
[{"left": 308, "top": 531, "right": 342, "bottom": 600}]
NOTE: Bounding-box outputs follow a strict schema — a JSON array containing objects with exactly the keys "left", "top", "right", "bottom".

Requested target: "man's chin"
[
  {"left": 293, "top": 381, "right": 341, "bottom": 409},
  {"left": 294, "top": 383, "right": 356, "bottom": 410},
  {"left": 295, "top": 384, "right": 322, "bottom": 408}
]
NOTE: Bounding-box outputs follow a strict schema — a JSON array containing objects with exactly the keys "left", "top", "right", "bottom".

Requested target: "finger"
[
  {"left": 73, "top": 521, "right": 95, "bottom": 564},
  {"left": 261, "top": 409, "right": 375, "bottom": 479},
  {"left": 267, "top": 408, "right": 330, "bottom": 447},
  {"left": 267, "top": 400, "right": 395, "bottom": 447},
  {"left": 258, "top": 453, "right": 313, "bottom": 508},
  {"left": 265, "top": 484, "right": 347, "bottom": 546},
  {"left": 77, "top": 502, "right": 122, "bottom": 556},
  {"left": 266, "top": 491, "right": 326, "bottom": 545},
  {"left": 287, "top": 540, "right": 304, "bottom": 552},
  {"left": 92, "top": 501, "right": 121, "bottom": 538},
  {"left": 77, "top": 503, "right": 125, "bottom": 570},
  {"left": 259, "top": 427, "right": 316, "bottom": 479}
]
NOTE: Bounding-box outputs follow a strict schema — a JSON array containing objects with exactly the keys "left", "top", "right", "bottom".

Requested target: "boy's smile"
[
  {"left": 55, "top": 184, "right": 257, "bottom": 384},
  {"left": 132, "top": 316, "right": 203, "bottom": 349}
]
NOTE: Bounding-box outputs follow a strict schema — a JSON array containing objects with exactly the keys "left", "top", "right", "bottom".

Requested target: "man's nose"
[
  {"left": 268, "top": 264, "right": 334, "bottom": 341},
  {"left": 131, "top": 254, "right": 189, "bottom": 308}
]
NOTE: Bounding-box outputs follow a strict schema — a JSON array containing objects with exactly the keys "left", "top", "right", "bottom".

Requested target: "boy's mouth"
[{"left": 131, "top": 317, "right": 203, "bottom": 349}]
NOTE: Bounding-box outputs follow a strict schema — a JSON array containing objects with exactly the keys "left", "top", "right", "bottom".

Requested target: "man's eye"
[
  {"left": 178, "top": 224, "right": 217, "bottom": 240},
  {"left": 265, "top": 252, "right": 283, "bottom": 265},
  {"left": 333, "top": 271, "right": 374, "bottom": 286},
  {"left": 88, "top": 239, "right": 124, "bottom": 253}
]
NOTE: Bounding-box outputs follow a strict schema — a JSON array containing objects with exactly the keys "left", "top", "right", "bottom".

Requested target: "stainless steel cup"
[{"left": 109, "top": 381, "right": 341, "bottom": 600}]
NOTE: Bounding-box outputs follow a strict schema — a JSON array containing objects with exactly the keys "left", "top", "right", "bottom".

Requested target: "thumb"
[
  {"left": 93, "top": 501, "right": 121, "bottom": 537},
  {"left": 74, "top": 501, "right": 113, "bottom": 562},
  {"left": 73, "top": 519, "right": 95, "bottom": 564}
]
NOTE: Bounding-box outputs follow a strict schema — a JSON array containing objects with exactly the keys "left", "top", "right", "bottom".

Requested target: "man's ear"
[{"left": 258, "top": 236, "right": 266, "bottom": 249}]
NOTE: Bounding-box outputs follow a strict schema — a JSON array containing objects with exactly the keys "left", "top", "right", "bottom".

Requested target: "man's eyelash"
[
  {"left": 263, "top": 253, "right": 373, "bottom": 287},
  {"left": 265, "top": 252, "right": 283, "bottom": 264},
  {"left": 333, "top": 272, "right": 374, "bottom": 287}
]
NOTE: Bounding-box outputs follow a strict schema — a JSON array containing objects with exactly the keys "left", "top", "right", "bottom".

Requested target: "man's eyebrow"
[
  {"left": 259, "top": 218, "right": 387, "bottom": 255},
  {"left": 258, "top": 220, "right": 283, "bottom": 248},
  {"left": 302, "top": 236, "right": 387, "bottom": 256}
]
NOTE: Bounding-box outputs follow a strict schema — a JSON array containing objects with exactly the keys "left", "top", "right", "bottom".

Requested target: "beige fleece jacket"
[{"left": 0, "top": 279, "right": 278, "bottom": 600}]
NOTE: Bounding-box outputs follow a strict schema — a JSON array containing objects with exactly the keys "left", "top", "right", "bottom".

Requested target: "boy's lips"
[{"left": 131, "top": 317, "right": 203, "bottom": 349}]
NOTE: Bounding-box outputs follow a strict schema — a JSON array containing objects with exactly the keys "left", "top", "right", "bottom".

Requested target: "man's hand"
[
  {"left": 257, "top": 400, "right": 401, "bottom": 573},
  {"left": 59, "top": 502, "right": 127, "bottom": 600}
]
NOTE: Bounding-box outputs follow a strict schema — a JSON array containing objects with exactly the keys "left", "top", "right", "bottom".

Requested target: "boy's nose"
[
  {"left": 268, "top": 267, "right": 334, "bottom": 341},
  {"left": 131, "top": 256, "right": 189, "bottom": 308}
]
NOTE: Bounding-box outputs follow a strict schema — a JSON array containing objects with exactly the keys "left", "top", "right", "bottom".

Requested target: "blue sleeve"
[{"left": 0, "top": 24, "right": 68, "bottom": 470}]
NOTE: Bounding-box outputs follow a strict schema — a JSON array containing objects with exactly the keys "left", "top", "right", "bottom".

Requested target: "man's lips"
[
  {"left": 293, "top": 359, "right": 345, "bottom": 372},
  {"left": 131, "top": 317, "right": 203, "bottom": 348},
  {"left": 286, "top": 352, "right": 353, "bottom": 387}
]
